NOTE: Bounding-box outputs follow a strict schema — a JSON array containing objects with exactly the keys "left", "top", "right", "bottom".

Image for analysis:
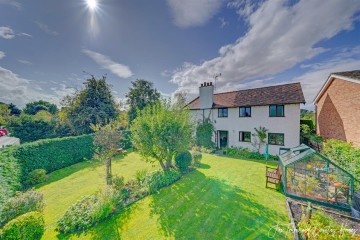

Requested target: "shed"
[{"left": 279, "top": 144, "right": 354, "bottom": 210}]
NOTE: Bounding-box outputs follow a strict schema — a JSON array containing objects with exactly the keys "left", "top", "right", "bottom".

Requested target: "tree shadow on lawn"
[
  {"left": 149, "top": 170, "right": 290, "bottom": 239},
  {"left": 55, "top": 170, "right": 290, "bottom": 240},
  {"left": 35, "top": 155, "right": 126, "bottom": 189}
]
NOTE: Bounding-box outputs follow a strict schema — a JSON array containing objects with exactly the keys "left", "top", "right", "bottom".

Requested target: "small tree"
[
  {"left": 130, "top": 100, "right": 193, "bottom": 171},
  {"left": 92, "top": 122, "right": 122, "bottom": 185},
  {"left": 251, "top": 126, "right": 268, "bottom": 153},
  {"left": 195, "top": 118, "right": 215, "bottom": 148}
]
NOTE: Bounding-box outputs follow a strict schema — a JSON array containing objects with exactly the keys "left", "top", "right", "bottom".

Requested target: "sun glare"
[{"left": 86, "top": 0, "right": 98, "bottom": 11}]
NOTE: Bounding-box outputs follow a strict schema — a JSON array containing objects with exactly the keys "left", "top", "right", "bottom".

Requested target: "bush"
[
  {"left": 135, "top": 169, "right": 148, "bottom": 183},
  {"left": 175, "top": 151, "right": 192, "bottom": 172},
  {"left": 112, "top": 175, "right": 125, "bottom": 192},
  {"left": 122, "top": 179, "right": 149, "bottom": 202},
  {"left": 25, "top": 169, "right": 46, "bottom": 186},
  {"left": 322, "top": 139, "right": 360, "bottom": 189},
  {"left": 0, "top": 211, "right": 45, "bottom": 240},
  {"left": 57, "top": 186, "right": 122, "bottom": 234},
  {"left": 225, "top": 147, "right": 278, "bottom": 161},
  {"left": 0, "top": 190, "right": 44, "bottom": 227},
  {"left": 0, "top": 149, "right": 20, "bottom": 208},
  {"left": 191, "top": 151, "right": 202, "bottom": 166},
  {"left": 9, "top": 134, "right": 94, "bottom": 183},
  {"left": 147, "top": 169, "right": 181, "bottom": 194},
  {"left": 300, "top": 119, "right": 315, "bottom": 130}
]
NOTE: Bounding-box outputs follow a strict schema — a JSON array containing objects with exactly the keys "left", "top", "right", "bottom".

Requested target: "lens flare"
[{"left": 86, "top": 0, "right": 98, "bottom": 11}]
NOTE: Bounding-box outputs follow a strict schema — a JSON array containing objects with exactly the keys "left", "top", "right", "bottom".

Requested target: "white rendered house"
[{"left": 187, "top": 82, "right": 305, "bottom": 155}]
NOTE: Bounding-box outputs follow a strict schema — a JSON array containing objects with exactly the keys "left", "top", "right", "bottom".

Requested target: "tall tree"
[
  {"left": 126, "top": 79, "right": 160, "bottom": 124},
  {"left": 131, "top": 100, "right": 193, "bottom": 171},
  {"left": 92, "top": 122, "right": 122, "bottom": 185},
  {"left": 23, "top": 100, "right": 58, "bottom": 115},
  {"left": 0, "top": 104, "right": 10, "bottom": 126},
  {"left": 62, "top": 75, "right": 119, "bottom": 135},
  {"left": 8, "top": 103, "right": 21, "bottom": 116}
]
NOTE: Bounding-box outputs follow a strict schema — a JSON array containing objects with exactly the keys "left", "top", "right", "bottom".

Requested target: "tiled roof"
[
  {"left": 187, "top": 82, "right": 305, "bottom": 110},
  {"left": 333, "top": 70, "right": 360, "bottom": 81}
]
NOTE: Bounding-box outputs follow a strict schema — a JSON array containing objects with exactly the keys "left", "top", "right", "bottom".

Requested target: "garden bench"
[{"left": 266, "top": 166, "right": 282, "bottom": 190}]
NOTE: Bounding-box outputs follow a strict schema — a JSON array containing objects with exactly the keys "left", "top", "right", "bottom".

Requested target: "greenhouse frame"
[{"left": 279, "top": 144, "right": 354, "bottom": 210}]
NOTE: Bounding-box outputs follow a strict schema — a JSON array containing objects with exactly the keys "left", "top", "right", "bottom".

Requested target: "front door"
[{"left": 218, "top": 131, "right": 228, "bottom": 148}]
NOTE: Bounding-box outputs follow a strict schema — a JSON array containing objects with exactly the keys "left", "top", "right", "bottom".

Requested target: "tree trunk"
[
  {"left": 159, "top": 159, "right": 166, "bottom": 171},
  {"left": 165, "top": 159, "right": 172, "bottom": 171},
  {"left": 106, "top": 157, "right": 112, "bottom": 185}
]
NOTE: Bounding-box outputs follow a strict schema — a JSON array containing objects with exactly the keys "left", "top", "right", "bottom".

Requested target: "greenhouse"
[{"left": 279, "top": 144, "right": 354, "bottom": 210}]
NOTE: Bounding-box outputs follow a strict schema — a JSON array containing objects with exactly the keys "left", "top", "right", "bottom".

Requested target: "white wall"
[{"left": 190, "top": 104, "right": 301, "bottom": 155}]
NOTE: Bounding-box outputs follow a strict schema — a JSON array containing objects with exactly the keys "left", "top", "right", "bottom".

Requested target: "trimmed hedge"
[
  {"left": 12, "top": 134, "right": 94, "bottom": 183},
  {"left": 0, "top": 150, "right": 20, "bottom": 208},
  {"left": 0, "top": 211, "right": 45, "bottom": 240}
]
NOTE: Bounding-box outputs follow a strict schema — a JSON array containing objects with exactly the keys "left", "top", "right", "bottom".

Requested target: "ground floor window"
[
  {"left": 239, "top": 131, "right": 251, "bottom": 142},
  {"left": 268, "top": 133, "right": 284, "bottom": 145}
]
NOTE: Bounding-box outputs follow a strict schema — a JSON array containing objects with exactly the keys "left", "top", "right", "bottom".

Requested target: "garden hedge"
[
  {"left": 0, "top": 150, "right": 20, "bottom": 208},
  {"left": 12, "top": 134, "right": 94, "bottom": 183}
]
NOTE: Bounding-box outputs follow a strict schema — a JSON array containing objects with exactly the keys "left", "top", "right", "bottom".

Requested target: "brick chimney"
[{"left": 199, "top": 82, "right": 214, "bottom": 109}]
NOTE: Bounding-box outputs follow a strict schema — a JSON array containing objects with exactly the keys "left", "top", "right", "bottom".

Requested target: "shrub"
[
  {"left": 10, "top": 134, "right": 94, "bottom": 183},
  {"left": 112, "top": 175, "right": 125, "bottom": 192},
  {"left": 300, "top": 119, "right": 315, "bottom": 130},
  {"left": 57, "top": 186, "right": 122, "bottom": 234},
  {"left": 25, "top": 169, "right": 46, "bottom": 186},
  {"left": 122, "top": 179, "right": 149, "bottom": 202},
  {"left": 0, "top": 149, "right": 20, "bottom": 208},
  {"left": 225, "top": 147, "right": 278, "bottom": 161},
  {"left": 0, "top": 211, "right": 45, "bottom": 240},
  {"left": 135, "top": 169, "right": 148, "bottom": 183},
  {"left": 0, "top": 190, "right": 44, "bottom": 227},
  {"left": 192, "top": 151, "right": 202, "bottom": 166},
  {"left": 322, "top": 139, "right": 360, "bottom": 189},
  {"left": 175, "top": 151, "right": 192, "bottom": 172},
  {"left": 147, "top": 169, "right": 181, "bottom": 194},
  {"left": 195, "top": 118, "right": 215, "bottom": 148}
]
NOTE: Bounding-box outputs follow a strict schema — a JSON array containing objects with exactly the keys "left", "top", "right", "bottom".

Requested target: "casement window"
[
  {"left": 218, "top": 108, "right": 228, "bottom": 118},
  {"left": 239, "top": 131, "right": 251, "bottom": 142},
  {"left": 239, "top": 107, "right": 251, "bottom": 117},
  {"left": 269, "top": 105, "right": 284, "bottom": 117},
  {"left": 268, "top": 133, "right": 285, "bottom": 146}
]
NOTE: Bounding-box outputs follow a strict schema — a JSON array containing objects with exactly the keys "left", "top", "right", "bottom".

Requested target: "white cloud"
[
  {"left": 167, "top": 0, "right": 223, "bottom": 28},
  {"left": 0, "top": 51, "right": 5, "bottom": 60},
  {"left": 35, "top": 21, "right": 58, "bottom": 36},
  {"left": 0, "top": 0, "right": 22, "bottom": 10},
  {"left": 0, "top": 66, "right": 74, "bottom": 107},
  {"left": 0, "top": 26, "right": 15, "bottom": 39},
  {"left": 82, "top": 49, "right": 133, "bottom": 78},
  {"left": 218, "top": 17, "right": 229, "bottom": 28},
  {"left": 18, "top": 32, "right": 32, "bottom": 38},
  {"left": 171, "top": 0, "right": 360, "bottom": 96},
  {"left": 17, "top": 59, "right": 32, "bottom": 65}
]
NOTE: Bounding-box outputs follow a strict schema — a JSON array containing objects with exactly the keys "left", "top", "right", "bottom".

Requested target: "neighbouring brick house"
[
  {"left": 314, "top": 70, "right": 360, "bottom": 147},
  {"left": 187, "top": 82, "right": 305, "bottom": 155}
]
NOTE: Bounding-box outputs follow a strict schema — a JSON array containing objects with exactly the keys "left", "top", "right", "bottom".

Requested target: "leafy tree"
[
  {"left": 126, "top": 79, "right": 160, "bottom": 124},
  {"left": 195, "top": 117, "right": 215, "bottom": 148},
  {"left": 6, "top": 115, "right": 56, "bottom": 143},
  {"left": 251, "top": 126, "right": 268, "bottom": 153},
  {"left": 62, "top": 75, "right": 119, "bottom": 135},
  {"left": 23, "top": 100, "right": 58, "bottom": 115},
  {"left": 130, "top": 100, "right": 193, "bottom": 171},
  {"left": 173, "top": 91, "right": 188, "bottom": 109},
  {"left": 0, "top": 103, "right": 11, "bottom": 126},
  {"left": 8, "top": 103, "right": 21, "bottom": 116},
  {"left": 92, "top": 122, "right": 122, "bottom": 185}
]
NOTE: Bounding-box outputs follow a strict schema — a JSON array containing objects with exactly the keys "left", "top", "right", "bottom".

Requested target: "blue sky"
[{"left": 1, "top": 0, "right": 360, "bottom": 109}]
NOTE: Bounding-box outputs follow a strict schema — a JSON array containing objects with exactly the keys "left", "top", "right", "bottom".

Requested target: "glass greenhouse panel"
[{"left": 280, "top": 144, "right": 354, "bottom": 210}]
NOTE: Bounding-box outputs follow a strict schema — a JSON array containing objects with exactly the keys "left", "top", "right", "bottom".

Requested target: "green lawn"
[{"left": 39, "top": 153, "right": 291, "bottom": 239}]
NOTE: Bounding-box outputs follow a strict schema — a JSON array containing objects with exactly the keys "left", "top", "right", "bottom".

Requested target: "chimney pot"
[
  {"left": 204, "top": 82, "right": 206, "bottom": 86},
  {"left": 200, "top": 83, "right": 203, "bottom": 87}
]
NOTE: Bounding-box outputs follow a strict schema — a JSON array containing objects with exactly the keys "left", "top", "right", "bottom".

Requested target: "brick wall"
[{"left": 316, "top": 78, "right": 360, "bottom": 147}]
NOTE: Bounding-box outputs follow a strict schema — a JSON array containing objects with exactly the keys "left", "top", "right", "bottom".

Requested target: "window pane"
[
  {"left": 277, "top": 134, "right": 284, "bottom": 145},
  {"left": 269, "top": 105, "right": 276, "bottom": 117},
  {"left": 244, "top": 132, "right": 251, "bottom": 142},
  {"left": 277, "top": 106, "right": 284, "bottom": 117},
  {"left": 268, "top": 133, "right": 275, "bottom": 144},
  {"left": 240, "top": 107, "right": 245, "bottom": 117},
  {"left": 245, "top": 107, "right": 251, "bottom": 116},
  {"left": 224, "top": 108, "right": 228, "bottom": 117}
]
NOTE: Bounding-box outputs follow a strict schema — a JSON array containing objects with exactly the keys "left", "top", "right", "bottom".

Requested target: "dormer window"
[{"left": 218, "top": 108, "right": 228, "bottom": 118}]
